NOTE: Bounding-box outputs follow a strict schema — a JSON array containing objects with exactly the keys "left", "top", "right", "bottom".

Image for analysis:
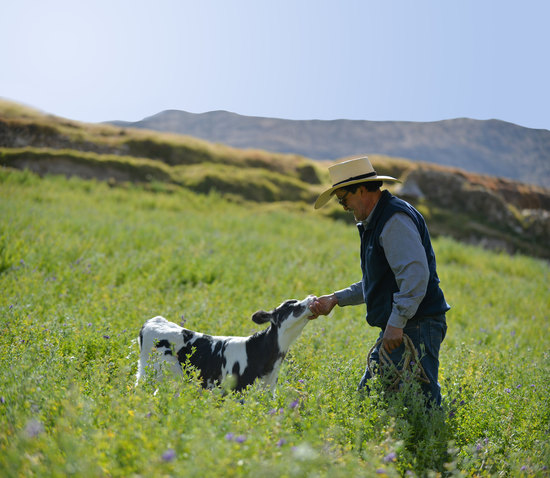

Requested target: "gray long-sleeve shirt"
[{"left": 334, "top": 211, "right": 430, "bottom": 329}]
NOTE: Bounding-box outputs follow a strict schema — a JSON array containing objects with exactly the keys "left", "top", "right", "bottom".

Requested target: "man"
[{"left": 309, "top": 156, "right": 450, "bottom": 406}]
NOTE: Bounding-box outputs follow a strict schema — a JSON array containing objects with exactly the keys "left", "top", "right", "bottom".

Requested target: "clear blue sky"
[{"left": 1, "top": 0, "right": 549, "bottom": 130}]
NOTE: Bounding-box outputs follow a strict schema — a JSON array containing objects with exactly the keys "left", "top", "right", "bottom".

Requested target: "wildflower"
[
  {"left": 161, "top": 449, "right": 176, "bottom": 462},
  {"left": 235, "top": 435, "right": 247, "bottom": 443},
  {"left": 25, "top": 419, "right": 44, "bottom": 438},
  {"left": 505, "top": 388, "right": 511, "bottom": 393},
  {"left": 290, "top": 399, "right": 300, "bottom": 409},
  {"left": 516, "top": 384, "right": 522, "bottom": 389},
  {"left": 225, "top": 433, "right": 235, "bottom": 441},
  {"left": 277, "top": 438, "right": 287, "bottom": 447},
  {"left": 376, "top": 468, "right": 387, "bottom": 475},
  {"left": 103, "top": 335, "right": 110, "bottom": 339},
  {"left": 383, "top": 452, "right": 397, "bottom": 463},
  {"left": 292, "top": 443, "right": 318, "bottom": 460},
  {"left": 298, "top": 379, "right": 305, "bottom": 384}
]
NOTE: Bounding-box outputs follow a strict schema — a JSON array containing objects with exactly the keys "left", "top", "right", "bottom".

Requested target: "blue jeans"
[{"left": 358, "top": 315, "right": 447, "bottom": 406}]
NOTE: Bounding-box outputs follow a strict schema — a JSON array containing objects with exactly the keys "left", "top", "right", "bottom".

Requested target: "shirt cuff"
[
  {"left": 334, "top": 283, "right": 364, "bottom": 307},
  {"left": 387, "top": 310, "right": 408, "bottom": 329}
]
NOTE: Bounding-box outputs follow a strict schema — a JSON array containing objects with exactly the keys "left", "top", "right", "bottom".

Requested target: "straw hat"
[{"left": 314, "top": 156, "right": 399, "bottom": 209}]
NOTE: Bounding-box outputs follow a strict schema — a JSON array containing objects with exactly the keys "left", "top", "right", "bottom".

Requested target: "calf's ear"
[{"left": 252, "top": 310, "right": 272, "bottom": 324}]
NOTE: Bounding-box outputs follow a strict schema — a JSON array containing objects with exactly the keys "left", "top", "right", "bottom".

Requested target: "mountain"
[{"left": 110, "top": 111, "right": 550, "bottom": 189}]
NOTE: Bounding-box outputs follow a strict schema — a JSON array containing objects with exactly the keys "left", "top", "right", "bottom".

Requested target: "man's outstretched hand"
[{"left": 308, "top": 294, "right": 338, "bottom": 320}]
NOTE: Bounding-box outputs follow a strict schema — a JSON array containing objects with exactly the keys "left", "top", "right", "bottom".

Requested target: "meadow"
[{"left": 1, "top": 168, "right": 549, "bottom": 477}]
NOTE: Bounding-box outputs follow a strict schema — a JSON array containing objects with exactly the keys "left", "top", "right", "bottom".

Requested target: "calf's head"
[{"left": 251, "top": 296, "right": 315, "bottom": 350}]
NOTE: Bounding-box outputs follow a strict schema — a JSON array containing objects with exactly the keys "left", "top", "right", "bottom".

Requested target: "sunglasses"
[{"left": 337, "top": 190, "right": 350, "bottom": 207}]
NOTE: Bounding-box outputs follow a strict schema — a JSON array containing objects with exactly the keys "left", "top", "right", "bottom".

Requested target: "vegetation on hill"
[
  {"left": 1, "top": 98, "right": 549, "bottom": 259},
  {"left": 1, "top": 169, "right": 548, "bottom": 476}
]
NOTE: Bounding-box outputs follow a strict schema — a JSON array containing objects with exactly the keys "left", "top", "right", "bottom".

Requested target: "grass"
[{"left": 1, "top": 168, "right": 549, "bottom": 477}]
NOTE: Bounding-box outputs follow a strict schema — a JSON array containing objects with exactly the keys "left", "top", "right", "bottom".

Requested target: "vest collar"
[{"left": 356, "top": 190, "right": 392, "bottom": 232}]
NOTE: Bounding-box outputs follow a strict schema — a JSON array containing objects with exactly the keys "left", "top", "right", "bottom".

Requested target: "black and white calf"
[{"left": 136, "top": 296, "right": 315, "bottom": 392}]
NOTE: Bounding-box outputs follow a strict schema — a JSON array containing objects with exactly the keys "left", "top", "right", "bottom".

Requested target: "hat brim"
[{"left": 314, "top": 175, "right": 400, "bottom": 209}]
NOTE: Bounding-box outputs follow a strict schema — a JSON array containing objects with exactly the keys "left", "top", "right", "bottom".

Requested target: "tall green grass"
[{"left": 1, "top": 168, "right": 548, "bottom": 476}]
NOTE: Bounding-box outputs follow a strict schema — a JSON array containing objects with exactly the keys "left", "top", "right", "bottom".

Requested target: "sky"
[{"left": 1, "top": 0, "right": 549, "bottom": 130}]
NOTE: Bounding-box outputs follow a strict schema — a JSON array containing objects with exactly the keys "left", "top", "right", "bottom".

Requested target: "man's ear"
[{"left": 251, "top": 310, "right": 271, "bottom": 324}]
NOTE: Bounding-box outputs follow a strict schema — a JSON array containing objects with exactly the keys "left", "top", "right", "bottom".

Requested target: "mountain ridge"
[{"left": 109, "top": 110, "right": 550, "bottom": 189}]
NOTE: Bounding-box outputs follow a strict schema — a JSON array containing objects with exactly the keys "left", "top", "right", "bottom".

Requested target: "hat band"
[{"left": 332, "top": 171, "right": 377, "bottom": 187}]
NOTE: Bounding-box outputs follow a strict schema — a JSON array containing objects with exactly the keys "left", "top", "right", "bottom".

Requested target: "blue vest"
[{"left": 358, "top": 190, "right": 450, "bottom": 328}]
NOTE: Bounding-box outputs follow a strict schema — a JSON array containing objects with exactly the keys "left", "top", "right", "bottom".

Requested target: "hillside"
[
  {"left": 110, "top": 110, "right": 550, "bottom": 189},
  {"left": 1, "top": 99, "right": 549, "bottom": 259}
]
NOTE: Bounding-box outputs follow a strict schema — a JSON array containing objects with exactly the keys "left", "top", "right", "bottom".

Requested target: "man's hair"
[{"left": 341, "top": 180, "right": 383, "bottom": 194}]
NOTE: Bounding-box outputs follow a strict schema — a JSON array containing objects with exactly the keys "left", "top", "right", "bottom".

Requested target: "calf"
[{"left": 136, "top": 296, "right": 315, "bottom": 392}]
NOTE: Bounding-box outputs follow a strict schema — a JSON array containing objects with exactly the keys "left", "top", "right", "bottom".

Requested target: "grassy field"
[{"left": 1, "top": 168, "right": 549, "bottom": 477}]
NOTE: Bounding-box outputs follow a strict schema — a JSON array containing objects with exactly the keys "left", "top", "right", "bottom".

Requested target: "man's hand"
[
  {"left": 308, "top": 294, "right": 338, "bottom": 320},
  {"left": 382, "top": 325, "right": 404, "bottom": 353}
]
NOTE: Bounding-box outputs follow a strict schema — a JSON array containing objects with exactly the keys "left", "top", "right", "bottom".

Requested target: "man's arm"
[
  {"left": 309, "top": 281, "right": 364, "bottom": 319},
  {"left": 380, "top": 212, "right": 429, "bottom": 352}
]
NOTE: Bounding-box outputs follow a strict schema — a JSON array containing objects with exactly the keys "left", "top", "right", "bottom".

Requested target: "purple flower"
[
  {"left": 376, "top": 468, "right": 386, "bottom": 474},
  {"left": 516, "top": 384, "right": 522, "bottom": 389},
  {"left": 161, "top": 449, "right": 176, "bottom": 462},
  {"left": 0, "top": 397, "right": 5, "bottom": 404},
  {"left": 25, "top": 419, "right": 44, "bottom": 438},
  {"left": 277, "top": 438, "right": 287, "bottom": 447},
  {"left": 103, "top": 335, "right": 110, "bottom": 340},
  {"left": 225, "top": 433, "right": 235, "bottom": 441},
  {"left": 298, "top": 379, "right": 305, "bottom": 384},
  {"left": 235, "top": 435, "right": 247, "bottom": 443},
  {"left": 505, "top": 388, "right": 511, "bottom": 393},
  {"left": 290, "top": 399, "right": 300, "bottom": 409},
  {"left": 383, "top": 452, "right": 397, "bottom": 463}
]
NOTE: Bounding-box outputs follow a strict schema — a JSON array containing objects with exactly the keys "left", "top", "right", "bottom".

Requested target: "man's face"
[{"left": 335, "top": 187, "right": 369, "bottom": 222}]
